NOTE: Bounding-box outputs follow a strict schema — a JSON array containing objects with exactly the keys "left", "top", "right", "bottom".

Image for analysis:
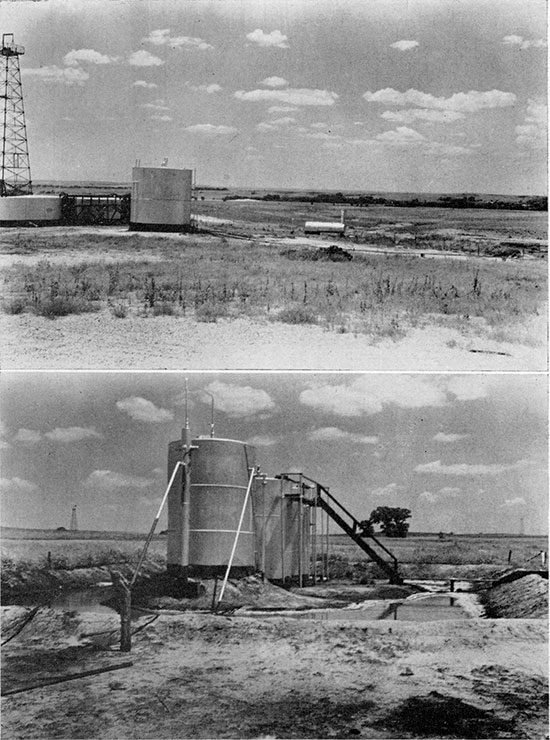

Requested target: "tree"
[{"left": 368, "top": 506, "right": 411, "bottom": 538}]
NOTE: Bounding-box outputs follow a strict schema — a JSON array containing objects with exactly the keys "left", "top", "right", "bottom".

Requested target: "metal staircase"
[{"left": 280, "top": 474, "right": 402, "bottom": 584}]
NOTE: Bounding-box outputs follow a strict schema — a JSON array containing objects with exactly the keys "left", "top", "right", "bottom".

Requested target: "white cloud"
[
  {"left": 128, "top": 50, "right": 164, "bottom": 67},
  {"left": 444, "top": 375, "right": 493, "bottom": 401},
  {"left": 390, "top": 40, "right": 419, "bottom": 51},
  {"left": 151, "top": 114, "right": 172, "bottom": 122},
  {"left": 516, "top": 98, "right": 547, "bottom": 149},
  {"left": 433, "top": 432, "right": 468, "bottom": 443},
  {"left": 267, "top": 105, "right": 298, "bottom": 114},
  {"left": 202, "top": 381, "right": 275, "bottom": 418},
  {"left": 419, "top": 486, "right": 461, "bottom": 503},
  {"left": 141, "top": 99, "right": 170, "bottom": 110},
  {"left": 133, "top": 80, "right": 158, "bottom": 89},
  {"left": 143, "top": 29, "right": 213, "bottom": 50},
  {"left": 414, "top": 460, "right": 532, "bottom": 476},
  {"left": 270, "top": 116, "right": 296, "bottom": 126},
  {"left": 246, "top": 29, "right": 289, "bottom": 48},
  {"left": 439, "top": 486, "right": 461, "bottom": 496},
  {"left": 371, "top": 482, "right": 403, "bottom": 497},
  {"left": 188, "top": 83, "right": 222, "bottom": 94},
  {"left": 14, "top": 428, "right": 42, "bottom": 444},
  {"left": 257, "top": 122, "right": 276, "bottom": 132},
  {"left": 22, "top": 65, "right": 90, "bottom": 85},
  {"left": 309, "top": 427, "right": 379, "bottom": 444},
  {"left": 503, "top": 35, "right": 546, "bottom": 50},
  {"left": 0, "top": 477, "right": 39, "bottom": 495},
  {"left": 376, "top": 126, "right": 425, "bottom": 145},
  {"left": 245, "top": 435, "right": 277, "bottom": 447},
  {"left": 83, "top": 470, "right": 154, "bottom": 490},
  {"left": 235, "top": 88, "right": 338, "bottom": 107},
  {"left": 363, "top": 88, "right": 516, "bottom": 113},
  {"left": 381, "top": 109, "right": 464, "bottom": 124},
  {"left": 64, "top": 49, "right": 115, "bottom": 66},
  {"left": 300, "top": 376, "right": 447, "bottom": 417},
  {"left": 261, "top": 76, "right": 288, "bottom": 88},
  {"left": 185, "top": 124, "right": 239, "bottom": 135},
  {"left": 116, "top": 397, "right": 173, "bottom": 423},
  {"left": 44, "top": 427, "right": 102, "bottom": 443},
  {"left": 501, "top": 496, "right": 527, "bottom": 508}
]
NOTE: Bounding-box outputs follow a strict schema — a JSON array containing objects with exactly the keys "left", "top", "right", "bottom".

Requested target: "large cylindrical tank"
[
  {"left": 0, "top": 195, "right": 61, "bottom": 225},
  {"left": 130, "top": 167, "right": 192, "bottom": 232},
  {"left": 167, "top": 437, "right": 256, "bottom": 577}
]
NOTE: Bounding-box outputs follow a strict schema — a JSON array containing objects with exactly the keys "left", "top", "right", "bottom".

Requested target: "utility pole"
[{"left": 1, "top": 34, "right": 32, "bottom": 196}]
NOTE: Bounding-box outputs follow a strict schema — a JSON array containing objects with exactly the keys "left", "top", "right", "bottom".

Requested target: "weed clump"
[{"left": 277, "top": 305, "right": 318, "bottom": 325}]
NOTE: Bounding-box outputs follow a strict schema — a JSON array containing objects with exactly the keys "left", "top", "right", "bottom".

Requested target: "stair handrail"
[{"left": 278, "top": 473, "right": 399, "bottom": 572}]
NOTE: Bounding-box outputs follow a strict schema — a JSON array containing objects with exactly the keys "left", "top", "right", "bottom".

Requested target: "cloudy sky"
[
  {"left": 1, "top": 373, "right": 546, "bottom": 535},
  {"left": 3, "top": 0, "right": 547, "bottom": 193}
]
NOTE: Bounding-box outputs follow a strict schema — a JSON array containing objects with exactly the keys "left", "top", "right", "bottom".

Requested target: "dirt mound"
[
  {"left": 150, "top": 575, "right": 336, "bottom": 612},
  {"left": 485, "top": 574, "right": 548, "bottom": 618}
]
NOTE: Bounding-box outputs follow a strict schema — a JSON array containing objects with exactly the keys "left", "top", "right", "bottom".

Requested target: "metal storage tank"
[
  {"left": 253, "top": 476, "right": 312, "bottom": 583},
  {"left": 130, "top": 167, "right": 192, "bottom": 232},
  {"left": 0, "top": 195, "right": 61, "bottom": 225},
  {"left": 167, "top": 437, "right": 256, "bottom": 577},
  {"left": 253, "top": 477, "right": 287, "bottom": 580},
  {"left": 304, "top": 221, "right": 346, "bottom": 235}
]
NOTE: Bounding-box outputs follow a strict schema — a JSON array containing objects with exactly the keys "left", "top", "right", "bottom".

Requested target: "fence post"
[{"left": 111, "top": 571, "right": 131, "bottom": 653}]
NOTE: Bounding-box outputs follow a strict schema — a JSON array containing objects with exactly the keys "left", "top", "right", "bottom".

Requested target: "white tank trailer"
[
  {"left": 130, "top": 166, "right": 193, "bottom": 232},
  {"left": 0, "top": 195, "right": 61, "bottom": 225}
]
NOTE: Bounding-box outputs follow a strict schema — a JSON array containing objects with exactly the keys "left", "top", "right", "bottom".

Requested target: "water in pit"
[{"left": 246, "top": 593, "right": 478, "bottom": 622}]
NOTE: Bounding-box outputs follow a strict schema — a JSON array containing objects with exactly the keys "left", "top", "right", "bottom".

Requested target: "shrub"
[
  {"left": 112, "top": 303, "right": 128, "bottom": 318},
  {"left": 277, "top": 305, "right": 318, "bottom": 325},
  {"left": 34, "top": 296, "right": 100, "bottom": 319},
  {"left": 195, "top": 301, "right": 229, "bottom": 323},
  {"left": 152, "top": 301, "right": 176, "bottom": 317},
  {"left": 3, "top": 298, "right": 26, "bottom": 315}
]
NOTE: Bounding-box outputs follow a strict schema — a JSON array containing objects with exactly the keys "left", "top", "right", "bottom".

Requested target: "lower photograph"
[{"left": 1, "top": 372, "right": 548, "bottom": 739}]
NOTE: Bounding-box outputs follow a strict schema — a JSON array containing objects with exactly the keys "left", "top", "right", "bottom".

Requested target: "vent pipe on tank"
[
  {"left": 202, "top": 390, "right": 215, "bottom": 437},
  {"left": 181, "top": 379, "right": 192, "bottom": 573}
]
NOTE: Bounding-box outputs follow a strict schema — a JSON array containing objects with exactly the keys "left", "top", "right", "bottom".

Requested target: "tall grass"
[{"left": 1, "top": 236, "right": 546, "bottom": 339}]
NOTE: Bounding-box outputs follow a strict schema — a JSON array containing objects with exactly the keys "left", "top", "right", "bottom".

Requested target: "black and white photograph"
[
  {"left": 1, "top": 372, "right": 548, "bottom": 737},
  {"left": 0, "top": 0, "right": 546, "bottom": 370},
  {"left": 0, "top": 0, "right": 547, "bottom": 739}
]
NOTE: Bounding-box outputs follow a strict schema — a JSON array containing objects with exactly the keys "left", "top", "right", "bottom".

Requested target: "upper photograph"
[{"left": 0, "top": 0, "right": 547, "bottom": 371}]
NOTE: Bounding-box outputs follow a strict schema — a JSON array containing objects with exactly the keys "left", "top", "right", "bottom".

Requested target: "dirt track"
[{"left": 1, "top": 606, "right": 548, "bottom": 739}]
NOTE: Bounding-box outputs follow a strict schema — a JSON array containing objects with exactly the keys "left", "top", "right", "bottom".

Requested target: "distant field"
[{"left": 329, "top": 533, "right": 548, "bottom": 570}]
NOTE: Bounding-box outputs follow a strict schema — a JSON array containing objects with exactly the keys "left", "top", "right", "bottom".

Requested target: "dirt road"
[{"left": 2, "top": 608, "right": 547, "bottom": 739}]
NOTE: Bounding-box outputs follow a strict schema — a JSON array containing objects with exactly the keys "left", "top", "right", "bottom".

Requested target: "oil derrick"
[
  {"left": 1, "top": 34, "right": 32, "bottom": 196},
  {"left": 70, "top": 505, "right": 78, "bottom": 531}
]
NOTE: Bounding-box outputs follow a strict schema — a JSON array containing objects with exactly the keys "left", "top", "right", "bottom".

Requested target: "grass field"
[{"left": 1, "top": 230, "right": 546, "bottom": 343}]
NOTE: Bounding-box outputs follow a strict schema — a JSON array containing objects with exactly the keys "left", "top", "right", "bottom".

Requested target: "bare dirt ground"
[
  {"left": 1, "top": 605, "right": 547, "bottom": 739},
  {"left": 2, "top": 310, "right": 546, "bottom": 371}
]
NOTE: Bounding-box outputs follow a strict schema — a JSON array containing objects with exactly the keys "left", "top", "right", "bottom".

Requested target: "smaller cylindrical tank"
[
  {"left": 253, "top": 476, "right": 313, "bottom": 583},
  {"left": 130, "top": 167, "right": 192, "bottom": 232},
  {"left": 0, "top": 195, "right": 61, "bottom": 225}
]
